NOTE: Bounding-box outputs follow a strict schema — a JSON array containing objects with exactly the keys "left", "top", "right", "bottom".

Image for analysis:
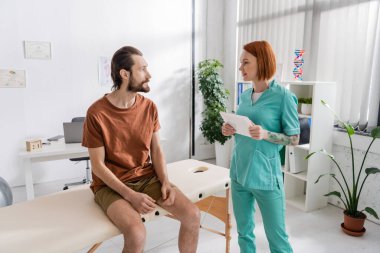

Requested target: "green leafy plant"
[
  {"left": 298, "top": 97, "right": 312, "bottom": 104},
  {"left": 197, "top": 59, "right": 231, "bottom": 145},
  {"left": 306, "top": 100, "right": 380, "bottom": 219}
]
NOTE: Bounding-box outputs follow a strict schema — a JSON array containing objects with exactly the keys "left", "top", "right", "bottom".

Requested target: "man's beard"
[{"left": 127, "top": 75, "right": 150, "bottom": 93}]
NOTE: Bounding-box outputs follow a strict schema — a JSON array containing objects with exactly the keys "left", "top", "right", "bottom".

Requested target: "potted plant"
[
  {"left": 306, "top": 100, "right": 380, "bottom": 236},
  {"left": 298, "top": 97, "right": 312, "bottom": 115},
  {"left": 197, "top": 59, "right": 231, "bottom": 167}
]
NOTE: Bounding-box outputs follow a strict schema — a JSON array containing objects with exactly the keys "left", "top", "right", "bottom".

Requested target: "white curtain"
[{"left": 237, "top": 0, "right": 380, "bottom": 128}]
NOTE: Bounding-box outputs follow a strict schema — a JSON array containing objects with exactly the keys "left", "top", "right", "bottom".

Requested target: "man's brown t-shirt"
[{"left": 82, "top": 94, "right": 160, "bottom": 193}]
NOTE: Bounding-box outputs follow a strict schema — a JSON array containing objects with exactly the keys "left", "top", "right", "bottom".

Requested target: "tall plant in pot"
[
  {"left": 197, "top": 59, "right": 231, "bottom": 166},
  {"left": 306, "top": 100, "right": 380, "bottom": 236}
]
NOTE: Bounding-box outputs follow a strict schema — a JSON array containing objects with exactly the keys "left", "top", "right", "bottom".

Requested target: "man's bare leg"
[
  {"left": 107, "top": 199, "right": 146, "bottom": 253},
  {"left": 159, "top": 189, "right": 201, "bottom": 253}
]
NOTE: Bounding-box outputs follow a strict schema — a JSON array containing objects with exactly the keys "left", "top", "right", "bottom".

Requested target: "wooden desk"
[{"left": 19, "top": 140, "right": 88, "bottom": 200}]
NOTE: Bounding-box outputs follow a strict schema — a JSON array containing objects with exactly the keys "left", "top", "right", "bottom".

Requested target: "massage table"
[{"left": 0, "top": 159, "right": 231, "bottom": 253}]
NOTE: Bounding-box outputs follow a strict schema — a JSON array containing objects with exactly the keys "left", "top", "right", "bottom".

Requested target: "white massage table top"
[{"left": 0, "top": 159, "right": 230, "bottom": 253}]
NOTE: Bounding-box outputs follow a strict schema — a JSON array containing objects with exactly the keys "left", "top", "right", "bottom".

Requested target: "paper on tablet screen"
[{"left": 220, "top": 112, "right": 252, "bottom": 137}]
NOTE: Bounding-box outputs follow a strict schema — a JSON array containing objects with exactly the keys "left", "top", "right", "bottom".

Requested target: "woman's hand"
[
  {"left": 221, "top": 123, "right": 236, "bottom": 136},
  {"left": 248, "top": 123, "right": 268, "bottom": 140}
]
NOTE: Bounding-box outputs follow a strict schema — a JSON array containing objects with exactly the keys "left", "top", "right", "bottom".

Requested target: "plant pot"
[
  {"left": 215, "top": 139, "right": 232, "bottom": 168},
  {"left": 342, "top": 211, "right": 366, "bottom": 236},
  {"left": 300, "top": 103, "right": 312, "bottom": 115}
]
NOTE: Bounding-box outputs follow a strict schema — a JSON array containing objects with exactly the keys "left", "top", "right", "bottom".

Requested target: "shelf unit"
[
  {"left": 234, "top": 81, "right": 252, "bottom": 112},
  {"left": 282, "top": 81, "right": 336, "bottom": 212}
]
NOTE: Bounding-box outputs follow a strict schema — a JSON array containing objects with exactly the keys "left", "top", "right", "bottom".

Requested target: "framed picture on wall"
[
  {"left": 0, "top": 69, "right": 26, "bottom": 88},
  {"left": 24, "top": 41, "right": 52, "bottom": 60}
]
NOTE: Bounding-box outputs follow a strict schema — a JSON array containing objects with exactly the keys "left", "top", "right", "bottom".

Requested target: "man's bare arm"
[
  {"left": 150, "top": 132, "right": 169, "bottom": 184},
  {"left": 150, "top": 131, "right": 175, "bottom": 205},
  {"left": 88, "top": 147, "right": 136, "bottom": 201},
  {"left": 88, "top": 147, "right": 156, "bottom": 213}
]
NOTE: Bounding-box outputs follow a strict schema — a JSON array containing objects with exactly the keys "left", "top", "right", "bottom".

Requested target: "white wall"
[
  {"left": 192, "top": 0, "right": 225, "bottom": 160},
  {"left": 222, "top": 0, "right": 238, "bottom": 113},
  {"left": 192, "top": 0, "right": 238, "bottom": 160},
  {"left": 0, "top": 0, "right": 191, "bottom": 187}
]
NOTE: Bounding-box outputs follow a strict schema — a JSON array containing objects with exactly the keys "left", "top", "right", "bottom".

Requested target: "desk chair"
[{"left": 63, "top": 117, "right": 91, "bottom": 190}]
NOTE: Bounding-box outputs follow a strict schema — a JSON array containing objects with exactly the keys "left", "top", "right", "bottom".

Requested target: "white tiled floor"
[{"left": 11, "top": 177, "right": 380, "bottom": 253}]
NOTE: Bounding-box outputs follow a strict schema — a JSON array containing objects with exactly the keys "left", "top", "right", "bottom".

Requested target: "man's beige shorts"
[{"left": 94, "top": 174, "right": 162, "bottom": 212}]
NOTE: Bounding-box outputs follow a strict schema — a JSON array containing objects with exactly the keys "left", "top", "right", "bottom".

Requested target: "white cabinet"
[{"left": 282, "top": 81, "right": 336, "bottom": 211}]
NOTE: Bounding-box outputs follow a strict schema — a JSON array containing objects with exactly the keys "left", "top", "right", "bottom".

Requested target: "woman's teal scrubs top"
[{"left": 230, "top": 80, "right": 300, "bottom": 190}]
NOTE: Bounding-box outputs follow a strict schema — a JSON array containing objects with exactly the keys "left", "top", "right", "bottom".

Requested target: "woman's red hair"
[{"left": 243, "top": 41, "right": 276, "bottom": 81}]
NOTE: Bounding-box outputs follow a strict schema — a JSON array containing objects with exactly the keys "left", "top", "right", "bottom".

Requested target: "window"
[{"left": 237, "top": 0, "right": 380, "bottom": 128}]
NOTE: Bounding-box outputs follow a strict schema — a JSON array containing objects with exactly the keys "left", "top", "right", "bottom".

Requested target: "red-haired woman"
[{"left": 222, "top": 41, "right": 300, "bottom": 253}]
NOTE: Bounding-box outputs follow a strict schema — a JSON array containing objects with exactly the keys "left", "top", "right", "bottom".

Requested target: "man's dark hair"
[{"left": 111, "top": 46, "right": 143, "bottom": 90}]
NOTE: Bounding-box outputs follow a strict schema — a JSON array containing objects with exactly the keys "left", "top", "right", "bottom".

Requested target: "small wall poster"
[
  {"left": 24, "top": 41, "right": 52, "bottom": 60},
  {"left": 0, "top": 69, "right": 26, "bottom": 88},
  {"left": 98, "top": 57, "right": 113, "bottom": 87}
]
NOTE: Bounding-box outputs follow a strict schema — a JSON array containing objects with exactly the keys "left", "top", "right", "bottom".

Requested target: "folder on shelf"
[
  {"left": 288, "top": 146, "right": 308, "bottom": 174},
  {"left": 288, "top": 146, "right": 296, "bottom": 173},
  {"left": 236, "top": 82, "right": 251, "bottom": 107}
]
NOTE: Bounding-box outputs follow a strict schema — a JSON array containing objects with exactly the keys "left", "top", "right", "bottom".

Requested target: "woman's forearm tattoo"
[{"left": 266, "top": 132, "right": 299, "bottom": 146}]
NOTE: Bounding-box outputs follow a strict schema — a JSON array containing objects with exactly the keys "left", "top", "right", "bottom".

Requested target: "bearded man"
[{"left": 82, "top": 46, "right": 200, "bottom": 253}]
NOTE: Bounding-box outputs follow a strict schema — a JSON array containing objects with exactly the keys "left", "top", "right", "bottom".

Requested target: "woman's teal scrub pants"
[{"left": 231, "top": 179, "right": 293, "bottom": 253}]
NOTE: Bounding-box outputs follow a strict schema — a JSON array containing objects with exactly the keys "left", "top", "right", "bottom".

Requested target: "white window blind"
[{"left": 237, "top": 0, "right": 380, "bottom": 128}]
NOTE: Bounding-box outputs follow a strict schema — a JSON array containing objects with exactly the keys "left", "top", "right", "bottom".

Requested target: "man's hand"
[
  {"left": 128, "top": 191, "right": 156, "bottom": 214},
  {"left": 221, "top": 123, "right": 236, "bottom": 136},
  {"left": 248, "top": 123, "right": 268, "bottom": 140},
  {"left": 160, "top": 181, "right": 176, "bottom": 206}
]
